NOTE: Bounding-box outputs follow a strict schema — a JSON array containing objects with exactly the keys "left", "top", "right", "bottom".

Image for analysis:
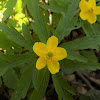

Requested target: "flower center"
[
  {"left": 88, "top": 8, "right": 93, "bottom": 13},
  {"left": 48, "top": 52, "right": 53, "bottom": 57}
]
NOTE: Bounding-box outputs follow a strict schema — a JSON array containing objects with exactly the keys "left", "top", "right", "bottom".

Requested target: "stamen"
[
  {"left": 88, "top": 8, "right": 93, "bottom": 13},
  {"left": 48, "top": 52, "right": 53, "bottom": 57}
]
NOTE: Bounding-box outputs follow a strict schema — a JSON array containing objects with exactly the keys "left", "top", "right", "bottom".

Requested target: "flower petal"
[
  {"left": 47, "top": 60, "right": 60, "bottom": 74},
  {"left": 55, "top": 47, "right": 67, "bottom": 61},
  {"left": 36, "top": 56, "right": 47, "bottom": 70},
  {"left": 47, "top": 36, "right": 58, "bottom": 50},
  {"left": 88, "top": 0, "right": 96, "bottom": 8},
  {"left": 80, "top": 11, "right": 89, "bottom": 20},
  {"left": 33, "top": 42, "right": 48, "bottom": 56},
  {"left": 87, "top": 13, "right": 96, "bottom": 24},
  {"left": 95, "top": 6, "right": 100, "bottom": 15},
  {"left": 79, "top": 0, "right": 89, "bottom": 12}
]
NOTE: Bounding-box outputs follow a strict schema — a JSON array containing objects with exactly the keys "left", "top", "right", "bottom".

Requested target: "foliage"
[{"left": 0, "top": 0, "right": 100, "bottom": 100}]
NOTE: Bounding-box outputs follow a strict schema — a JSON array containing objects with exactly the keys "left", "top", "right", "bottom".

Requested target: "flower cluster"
[{"left": 33, "top": 0, "right": 100, "bottom": 74}]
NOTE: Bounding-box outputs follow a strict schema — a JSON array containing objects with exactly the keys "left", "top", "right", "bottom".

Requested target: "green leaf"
[
  {"left": 0, "top": 31, "right": 21, "bottom": 50},
  {"left": 54, "top": 73, "right": 75, "bottom": 94},
  {"left": 0, "top": 60, "right": 9, "bottom": 77},
  {"left": 67, "top": 51, "right": 88, "bottom": 62},
  {"left": 0, "top": 52, "right": 9, "bottom": 61},
  {"left": 22, "top": 0, "right": 27, "bottom": 8},
  {"left": 2, "top": 0, "right": 17, "bottom": 22},
  {"left": 52, "top": 13, "right": 62, "bottom": 26},
  {"left": 40, "top": 0, "right": 68, "bottom": 14},
  {"left": 22, "top": 24, "right": 34, "bottom": 47},
  {"left": 30, "top": 68, "right": 50, "bottom": 100},
  {"left": 27, "top": 0, "right": 49, "bottom": 43},
  {"left": 54, "top": 16, "right": 82, "bottom": 38},
  {"left": 67, "top": 17, "right": 83, "bottom": 31},
  {"left": 82, "top": 21, "right": 99, "bottom": 50},
  {"left": 0, "top": 53, "right": 36, "bottom": 76},
  {"left": 80, "top": 50, "right": 98, "bottom": 63},
  {"left": 92, "top": 22, "right": 100, "bottom": 35},
  {"left": 0, "top": 23, "right": 32, "bottom": 51},
  {"left": 32, "top": 67, "right": 50, "bottom": 90},
  {"left": 61, "top": 36, "right": 100, "bottom": 50},
  {"left": 6, "top": 53, "right": 36, "bottom": 66},
  {"left": 97, "top": 15, "right": 100, "bottom": 22},
  {"left": 52, "top": 73, "right": 74, "bottom": 100},
  {"left": 10, "top": 65, "right": 33, "bottom": 100},
  {"left": 58, "top": 95, "right": 62, "bottom": 100},
  {"left": 96, "top": 0, "right": 100, "bottom": 2},
  {"left": 3, "top": 68, "right": 19, "bottom": 89},
  {"left": 54, "top": 0, "right": 80, "bottom": 41},
  {"left": 61, "top": 59, "right": 100, "bottom": 71},
  {"left": 82, "top": 21, "right": 95, "bottom": 37}
]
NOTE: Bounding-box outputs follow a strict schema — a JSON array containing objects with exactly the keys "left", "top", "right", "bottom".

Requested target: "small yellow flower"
[
  {"left": 33, "top": 36, "right": 67, "bottom": 74},
  {"left": 79, "top": 0, "right": 100, "bottom": 24}
]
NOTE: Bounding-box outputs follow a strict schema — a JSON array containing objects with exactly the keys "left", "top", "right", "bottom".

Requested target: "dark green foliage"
[
  {"left": 10, "top": 65, "right": 34, "bottom": 100},
  {"left": 3, "top": 68, "right": 19, "bottom": 89},
  {"left": 0, "top": 0, "right": 100, "bottom": 100},
  {"left": 52, "top": 73, "right": 75, "bottom": 100},
  {"left": 30, "top": 68, "right": 50, "bottom": 100},
  {"left": 2, "top": 0, "right": 17, "bottom": 22},
  {"left": 27, "top": 0, "right": 49, "bottom": 43}
]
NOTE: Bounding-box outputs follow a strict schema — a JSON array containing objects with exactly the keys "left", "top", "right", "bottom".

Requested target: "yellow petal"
[
  {"left": 79, "top": 0, "right": 89, "bottom": 12},
  {"left": 80, "top": 11, "right": 89, "bottom": 20},
  {"left": 47, "top": 36, "right": 58, "bottom": 50},
  {"left": 55, "top": 47, "right": 67, "bottom": 61},
  {"left": 87, "top": 13, "right": 96, "bottom": 24},
  {"left": 33, "top": 42, "right": 48, "bottom": 56},
  {"left": 36, "top": 56, "right": 47, "bottom": 70},
  {"left": 95, "top": 6, "right": 100, "bottom": 15},
  {"left": 88, "top": 0, "right": 96, "bottom": 8},
  {"left": 47, "top": 60, "right": 60, "bottom": 74}
]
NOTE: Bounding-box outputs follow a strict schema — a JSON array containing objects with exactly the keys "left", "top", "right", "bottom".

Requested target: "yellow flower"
[
  {"left": 33, "top": 36, "right": 67, "bottom": 74},
  {"left": 79, "top": 0, "right": 100, "bottom": 24}
]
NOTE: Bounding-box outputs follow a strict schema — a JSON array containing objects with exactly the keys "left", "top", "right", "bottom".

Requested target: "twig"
[{"left": 76, "top": 71, "right": 94, "bottom": 90}]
